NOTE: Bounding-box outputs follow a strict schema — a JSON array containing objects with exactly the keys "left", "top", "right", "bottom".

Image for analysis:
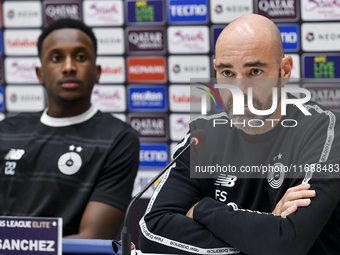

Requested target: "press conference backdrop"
[{"left": 0, "top": 0, "right": 339, "bottom": 203}]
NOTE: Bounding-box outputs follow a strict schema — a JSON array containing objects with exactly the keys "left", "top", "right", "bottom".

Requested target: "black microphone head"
[{"left": 190, "top": 129, "right": 207, "bottom": 145}]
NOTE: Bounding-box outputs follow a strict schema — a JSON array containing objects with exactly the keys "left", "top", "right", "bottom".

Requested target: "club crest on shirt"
[
  {"left": 267, "top": 162, "right": 285, "bottom": 189},
  {"left": 58, "top": 145, "right": 83, "bottom": 175}
]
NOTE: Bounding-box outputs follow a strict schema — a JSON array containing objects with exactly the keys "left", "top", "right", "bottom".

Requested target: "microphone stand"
[{"left": 121, "top": 139, "right": 195, "bottom": 255}]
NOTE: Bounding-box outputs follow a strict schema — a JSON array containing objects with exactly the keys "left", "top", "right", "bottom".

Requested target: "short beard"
[{"left": 223, "top": 76, "right": 281, "bottom": 131}]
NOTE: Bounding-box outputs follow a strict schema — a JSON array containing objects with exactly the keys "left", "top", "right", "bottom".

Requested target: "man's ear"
[
  {"left": 95, "top": 65, "right": 101, "bottom": 84},
  {"left": 36, "top": 66, "right": 44, "bottom": 85},
  {"left": 213, "top": 59, "right": 217, "bottom": 70},
  {"left": 281, "top": 55, "right": 293, "bottom": 79}
]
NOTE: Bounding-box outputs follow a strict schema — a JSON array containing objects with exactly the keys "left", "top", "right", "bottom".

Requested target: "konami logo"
[{"left": 127, "top": 56, "right": 167, "bottom": 83}]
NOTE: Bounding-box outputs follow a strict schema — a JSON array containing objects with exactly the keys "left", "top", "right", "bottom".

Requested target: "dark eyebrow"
[
  {"left": 216, "top": 61, "right": 268, "bottom": 70},
  {"left": 47, "top": 46, "right": 89, "bottom": 55},
  {"left": 244, "top": 61, "right": 268, "bottom": 68},
  {"left": 216, "top": 63, "right": 233, "bottom": 69}
]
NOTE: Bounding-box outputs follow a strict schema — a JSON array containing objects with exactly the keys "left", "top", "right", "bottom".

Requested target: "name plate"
[{"left": 0, "top": 216, "right": 62, "bottom": 255}]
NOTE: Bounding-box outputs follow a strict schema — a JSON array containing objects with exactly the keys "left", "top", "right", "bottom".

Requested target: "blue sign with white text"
[
  {"left": 128, "top": 85, "right": 167, "bottom": 111},
  {"left": 277, "top": 24, "right": 299, "bottom": 52},
  {"left": 139, "top": 143, "right": 169, "bottom": 167},
  {"left": 211, "top": 26, "right": 224, "bottom": 52},
  {"left": 304, "top": 55, "right": 340, "bottom": 79},
  {"left": 0, "top": 216, "right": 62, "bottom": 255},
  {"left": 168, "top": 0, "right": 208, "bottom": 24},
  {"left": 127, "top": 0, "right": 164, "bottom": 24},
  {"left": 0, "top": 87, "right": 4, "bottom": 111}
]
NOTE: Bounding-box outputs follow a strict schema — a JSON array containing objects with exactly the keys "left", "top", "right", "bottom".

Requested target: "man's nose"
[
  {"left": 234, "top": 77, "right": 249, "bottom": 95},
  {"left": 62, "top": 56, "right": 76, "bottom": 74}
]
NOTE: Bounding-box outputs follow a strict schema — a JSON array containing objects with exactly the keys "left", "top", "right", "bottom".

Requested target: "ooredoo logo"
[
  {"left": 127, "top": 57, "right": 167, "bottom": 83},
  {"left": 83, "top": 0, "right": 123, "bottom": 26}
]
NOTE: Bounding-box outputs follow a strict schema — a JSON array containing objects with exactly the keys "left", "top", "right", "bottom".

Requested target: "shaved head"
[{"left": 216, "top": 14, "right": 284, "bottom": 65}]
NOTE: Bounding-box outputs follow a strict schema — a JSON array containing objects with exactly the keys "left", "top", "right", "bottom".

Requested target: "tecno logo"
[
  {"left": 169, "top": 4, "right": 207, "bottom": 16},
  {"left": 139, "top": 143, "right": 169, "bottom": 167},
  {"left": 278, "top": 24, "right": 299, "bottom": 51},
  {"left": 140, "top": 150, "right": 167, "bottom": 161},
  {"left": 168, "top": 0, "right": 208, "bottom": 23},
  {"left": 281, "top": 32, "right": 297, "bottom": 43}
]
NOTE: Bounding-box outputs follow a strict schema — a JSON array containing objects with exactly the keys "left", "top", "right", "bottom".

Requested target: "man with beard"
[
  {"left": 139, "top": 14, "right": 340, "bottom": 254},
  {"left": 0, "top": 19, "right": 139, "bottom": 239}
]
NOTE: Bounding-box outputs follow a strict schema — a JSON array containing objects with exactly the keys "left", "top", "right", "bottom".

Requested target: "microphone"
[{"left": 121, "top": 129, "right": 206, "bottom": 255}]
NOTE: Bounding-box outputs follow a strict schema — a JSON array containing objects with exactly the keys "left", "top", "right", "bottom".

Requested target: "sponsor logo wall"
[{"left": 0, "top": 0, "right": 339, "bottom": 174}]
